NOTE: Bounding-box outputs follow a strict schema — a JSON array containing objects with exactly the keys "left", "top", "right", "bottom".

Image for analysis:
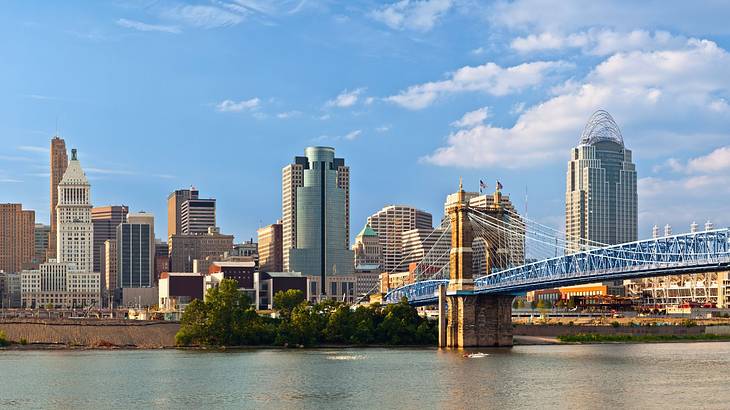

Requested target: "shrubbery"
[
  {"left": 176, "top": 279, "right": 437, "bottom": 347},
  {"left": 0, "top": 330, "right": 8, "bottom": 347}
]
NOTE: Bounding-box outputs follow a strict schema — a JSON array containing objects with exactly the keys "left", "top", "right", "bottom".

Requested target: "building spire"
[
  {"left": 71, "top": 148, "right": 77, "bottom": 161},
  {"left": 458, "top": 176, "right": 463, "bottom": 192}
]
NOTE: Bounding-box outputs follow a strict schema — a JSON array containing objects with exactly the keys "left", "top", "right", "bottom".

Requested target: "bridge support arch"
[{"left": 439, "top": 180, "right": 513, "bottom": 348}]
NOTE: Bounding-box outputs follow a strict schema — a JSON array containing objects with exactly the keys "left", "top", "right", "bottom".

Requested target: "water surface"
[{"left": 1, "top": 343, "right": 728, "bottom": 409}]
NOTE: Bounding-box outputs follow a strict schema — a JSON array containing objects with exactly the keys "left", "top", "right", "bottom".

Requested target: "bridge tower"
[{"left": 439, "top": 179, "right": 513, "bottom": 348}]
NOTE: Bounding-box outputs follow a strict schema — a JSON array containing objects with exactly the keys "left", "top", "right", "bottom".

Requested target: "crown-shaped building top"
[{"left": 59, "top": 148, "right": 89, "bottom": 186}]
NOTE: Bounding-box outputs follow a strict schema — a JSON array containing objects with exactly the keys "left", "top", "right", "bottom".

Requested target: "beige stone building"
[
  {"left": 257, "top": 221, "right": 283, "bottom": 272},
  {"left": 366, "top": 205, "right": 432, "bottom": 273},
  {"left": 0, "top": 204, "right": 35, "bottom": 274},
  {"left": 168, "top": 227, "right": 234, "bottom": 272}
]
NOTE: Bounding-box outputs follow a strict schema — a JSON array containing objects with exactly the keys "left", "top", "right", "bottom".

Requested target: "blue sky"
[{"left": 2, "top": 0, "right": 730, "bottom": 243}]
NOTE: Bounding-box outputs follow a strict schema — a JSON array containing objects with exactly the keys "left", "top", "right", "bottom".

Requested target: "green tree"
[{"left": 273, "top": 289, "right": 306, "bottom": 318}]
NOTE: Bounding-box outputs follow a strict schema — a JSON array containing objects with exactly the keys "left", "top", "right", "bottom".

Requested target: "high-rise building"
[
  {"left": 33, "top": 224, "right": 50, "bottom": 268},
  {"left": 566, "top": 110, "right": 637, "bottom": 252},
  {"left": 0, "top": 204, "right": 35, "bottom": 273},
  {"left": 401, "top": 227, "right": 450, "bottom": 270},
  {"left": 104, "top": 239, "right": 117, "bottom": 292},
  {"left": 352, "top": 224, "right": 382, "bottom": 267},
  {"left": 169, "top": 227, "right": 234, "bottom": 272},
  {"left": 257, "top": 222, "right": 283, "bottom": 272},
  {"left": 154, "top": 240, "right": 169, "bottom": 283},
  {"left": 56, "top": 149, "right": 94, "bottom": 273},
  {"left": 283, "top": 147, "right": 353, "bottom": 296},
  {"left": 21, "top": 260, "right": 100, "bottom": 308},
  {"left": 91, "top": 205, "right": 128, "bottom": 275},
  {"left": 180, "top": 195, "right": 216, "bottom": 235},
  {"left": 366, "top": 205, "right": 432, "bottom": 273},
  {"left": 117, "top": 212, "right": 155, "bottom": 288},
  {"left": 167, "top": 188, "right": 194, "bottom": 239},
  {"left": 48, "top": 136, "right": 68, "bottom": 261}
]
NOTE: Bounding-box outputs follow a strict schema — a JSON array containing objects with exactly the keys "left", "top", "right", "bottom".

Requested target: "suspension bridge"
[{"left": 372, "top": 183, "right": 730, "bottom": 348}]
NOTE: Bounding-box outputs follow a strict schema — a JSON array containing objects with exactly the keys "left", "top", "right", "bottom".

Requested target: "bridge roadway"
[{"left": 384, "top": 229, "right": 730, "bottom": 306}]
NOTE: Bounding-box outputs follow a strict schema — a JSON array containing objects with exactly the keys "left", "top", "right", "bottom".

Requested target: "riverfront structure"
[
  {"left": 257, "top": 222, "right": 283, "bottom": 272},
  {"left": 0, "top": 204, "right": 35, "bottom": 274},
  {"left": 283, "top": 147, "right": 354, "bottom": 298},
  {"left": 48, "top": 136, "right": 68, "bottom": 261},
  {"left": 366, "top": 206, "right": 432, "bottom": 273}
]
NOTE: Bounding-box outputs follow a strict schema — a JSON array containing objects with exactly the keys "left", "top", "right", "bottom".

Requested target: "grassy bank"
[{"left": 558, "top": 333, "right": 730, "bottom": 343}]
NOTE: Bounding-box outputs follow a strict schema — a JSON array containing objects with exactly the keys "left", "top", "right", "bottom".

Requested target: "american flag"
[
  {"left": 496, "top": 180, "right": 503, "bottom": 191},
  {"left": 479, "top": 179, "right": 487, "bottom": 193}
]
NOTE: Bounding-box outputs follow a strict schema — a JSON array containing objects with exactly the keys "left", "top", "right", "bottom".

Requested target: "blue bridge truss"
[{"left": 383, "top": 229, "right": 730, "bottom": 306}]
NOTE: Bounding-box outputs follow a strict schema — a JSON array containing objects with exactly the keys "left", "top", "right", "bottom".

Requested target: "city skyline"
[{"left": 2, "top": 1, "right": 730, "bottom": 243}]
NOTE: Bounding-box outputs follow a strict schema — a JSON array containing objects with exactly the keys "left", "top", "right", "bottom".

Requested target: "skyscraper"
[
  {"left": 0, "top": 204, "right": 35, "bottom": 273},
  {"left": 352, "top": 224, "right": 382, "bottom": 267},
  {"left": 167, "top": 189, "right": 193, "bottom": 239},
  {"left": 257, "top": 221, "right": 283, "bottom": 272},
  {"left": 92, "top": 205, "right": 128, "bottom": 274},
  {"left": 283, "top": 147, "right": 353, "bottom": 295},
  {"left": 33, "top": 224, "right": 50, "bottom": 268},
  {"left": 565, "top": 110, "right": 637, "bottom": 252},
  {"left": 117, "top": 219, "right": 153, "bottom": 288},
  {"left": 366, "top": 205, "right": 432, "bottom": 273},
  {"left": 48, "top": 136, "right": 68, "bottom": 261},
  {"left": 56, "top": 149, "right": 94, "bottom": 273},
  {"left": 180, "top": 195, "right": 216, "bottom": 235}
]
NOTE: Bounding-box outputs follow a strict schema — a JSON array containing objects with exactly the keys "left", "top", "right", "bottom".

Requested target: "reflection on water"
[{"left": 1, "top": 343, "right": 729, "bottom": 409}]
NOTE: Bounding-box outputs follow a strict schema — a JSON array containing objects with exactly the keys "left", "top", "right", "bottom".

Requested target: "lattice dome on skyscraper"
[{"left": 579, "top": 110, "right": 624, "bottom": 146}]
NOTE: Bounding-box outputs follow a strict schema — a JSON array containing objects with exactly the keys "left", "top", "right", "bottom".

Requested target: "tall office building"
[
  {"left": 117, "top": 217, "right": 153, "bottom": 288},
  {"left": 257, "top": 221, "right": 283, "bottom": 272},
  {"left": 565, "top": 110, "right": 637, "bottom": 252},
  {"left": 104, "top": 239, "right": 117, "bottom": 292},
  {"left": 352, "top": 224, "right": 382, "bottom": 267},
  {"left": 154, "top": 240, "right": 169, "bottom": 283},
  {"left": 167, "top": 189, "right": 193, "bottom": 238},
  {"left": 366, "top": 206, "right": 433, "bottom": 273},
  {"left": 56, "top": 149, "right": 94, "bottom": 273},
  {"left": 33, "top": 224, "right": 50, "bottom": 268},
  {"left": 92, "top": 205, "right": 128, "bottom": 274},
  {"left": 180, "top": 195, "right": 216, "bottom": 235},
  {"left": 48, "top": 136, "right": 68, "bottom": 260},
  {"left": 169, "top": 227, "right": 234, "bottom": 272},
  {"left": 0, "top": 204, "right": 35, "bottom": 273},
  {"left": 283, "top": 147, "right": 353, "bottom": 295}
]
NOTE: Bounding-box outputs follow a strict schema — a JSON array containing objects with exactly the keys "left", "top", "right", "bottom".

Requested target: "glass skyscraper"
[
  {"left": 566, "top": 110, "right": 638, "bottom": 253},
  {"left": 284, "top": 147, "right": 353, "bottom": 296}
]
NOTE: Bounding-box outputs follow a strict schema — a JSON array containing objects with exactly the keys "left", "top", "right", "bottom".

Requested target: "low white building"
[{"left": 21, "top": 260, "right": 100, "bottom": 308}]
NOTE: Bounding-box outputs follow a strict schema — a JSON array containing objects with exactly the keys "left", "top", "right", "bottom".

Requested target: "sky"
[{"left": 1, "top": 0, "right": 730, "bottom": 243}]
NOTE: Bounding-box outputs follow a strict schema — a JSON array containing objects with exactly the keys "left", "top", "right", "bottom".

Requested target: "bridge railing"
[{"left": 384, "top": 229, "right": 730, "bottom": 305}]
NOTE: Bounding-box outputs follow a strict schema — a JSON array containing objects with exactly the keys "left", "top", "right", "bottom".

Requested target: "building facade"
[
  {"left": 565, "top": 110, "right": 637, "bottom": 252},
  {"left": 284, "top": 147, "right": 354, "bottom": 296},
  {"left": 0, "top": 272, "right": 21, "bottom": 308},
  {"left": 257, "top": 222, "right": 283, "bottom": 272},
  {"left": 56, "top": 149, "right": 94, "bottom": 273},
  {"left": 0, "top": 204, "right": 35, "bottom": 274},
  {"left": 180, "top": 194, "right": 215, "bottom": 235},
  {"left": 33, "top": 224, "right": 50, "bottom": 268},
  {"left": 91, "top": 205, "right": 128, "bottom": 275},
  {"left": 117, "top": 222, "right": 153, "bottom": 288},
  {"left": 167, "top": 188, "right": 193, "bottom": 239},
  {"left": 21, "top": 261, "right": 100, "bottom": 308},
  {"left": 48, "top": 136, "right": 68, "bottom": 261},
  {"left": 104, "top": 239, "right": 117, "bottom": 293},
  {"left": 168, "top": 227, "right": 234, "bottom": 272},
  {"left": 352, "top": 224, "right": 382, "bottom": 267},
  {"left": 366, "top": 206, "right": 432, "bottom": 273}
]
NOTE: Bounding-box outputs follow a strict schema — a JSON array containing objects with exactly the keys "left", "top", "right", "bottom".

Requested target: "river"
[{"left": 1, "top": 342, "right": 728, "bottom": 409}]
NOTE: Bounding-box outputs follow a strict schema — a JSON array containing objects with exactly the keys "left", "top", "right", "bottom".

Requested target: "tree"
[{"left": 273, "top": 289, "right": 306, "bottom": 319}]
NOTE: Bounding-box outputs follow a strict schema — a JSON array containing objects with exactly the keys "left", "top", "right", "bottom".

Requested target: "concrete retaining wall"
[{"left": 0, "top": 320, "right": 180, "bottom": 348}]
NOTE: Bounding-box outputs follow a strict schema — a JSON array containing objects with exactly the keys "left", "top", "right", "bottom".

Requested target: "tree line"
[{"left": 176, "top": 279, "right": 437, "bottom": 347}]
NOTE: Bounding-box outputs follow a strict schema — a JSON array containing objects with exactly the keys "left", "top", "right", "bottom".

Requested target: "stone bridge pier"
[{"left": 438, "top": 180, "right": 513, "bottom": 348}]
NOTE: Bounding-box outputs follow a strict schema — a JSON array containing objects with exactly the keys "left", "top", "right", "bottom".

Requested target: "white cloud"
[
  {"left": 216, "top": 98, "right": 260, "bottom": 112},
  {"left": 470, "top": 47, "right": 485, "bottom": 55},
  {"left": 364, "top": 96, "right": 375, "bottom": 105},
  {"left": 512, "top": 29, "right": 687, "bottom": 56},
  {"left": 326, "top": 88, "right": 365, "bottom": 108},
  {"left": 344, "top": 130, "right": 362, "bottom": 140},
  {"left": 276, "top": 110, "right": 302, "bottom": 119},
  {"left": 370, "top": 0, "right": 453, "bottom": 32},
  {"left": 117, "top": 18, "right": 181, "bottom": 34},
  {"left": 387, "top": 60, "right": 568, "bottom": 110},
  {"left": 686, "top": 146, "right": 730, "bottom": 174},
  {"left": 424, "top": 39, "right": 730, "bottom": 168},
  {"left": 376, "top": 125, "right": 391, "bottom": 132},
  {"left": 451, "top": 106, "right": 489, "bottom": 128},
  {"left": 162, "top": 5, "right": 244, "bottom": 28}
]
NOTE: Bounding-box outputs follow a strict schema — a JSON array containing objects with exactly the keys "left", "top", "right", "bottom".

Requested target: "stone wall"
[
  {"left": 514, "top": 324, "right": 705, "bottom": 337},
  {"left": 0, "top": 319, "right": 180, "bottom": 348}
]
